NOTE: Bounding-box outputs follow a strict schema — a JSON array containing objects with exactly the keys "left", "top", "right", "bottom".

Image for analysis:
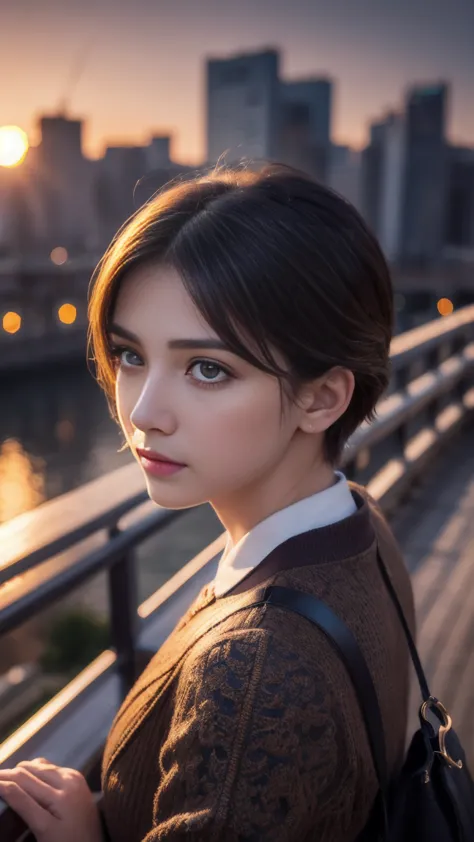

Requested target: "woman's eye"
[
  {"left": 110, "top": 346, "right": 143, "bottom": 367},
  {"left": 189, "top": 360, "right": 229, "bottom": 384}
]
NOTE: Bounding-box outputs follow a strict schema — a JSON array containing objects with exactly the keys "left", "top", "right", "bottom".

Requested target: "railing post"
[
  {"left": 394, "top": 365, "right": 409, "bottom": 459},
  {"left": 426, "top": 346, "right": 441, "bottom": 427},
  {"left": 452, "top": 331, "right": 469, "bottom": 403},
  {"left": 108, "top": 525, "right": 139, "bottom": 700}
]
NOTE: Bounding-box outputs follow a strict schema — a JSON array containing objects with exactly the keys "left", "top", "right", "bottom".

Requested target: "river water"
[{"left": 0, "top": 361, "right": 132, "bottom": 525}]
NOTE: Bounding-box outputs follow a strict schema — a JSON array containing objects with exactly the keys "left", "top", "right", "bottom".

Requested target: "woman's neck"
[{"left": 211, "top": 453, "right": 336, "bottom": 548}]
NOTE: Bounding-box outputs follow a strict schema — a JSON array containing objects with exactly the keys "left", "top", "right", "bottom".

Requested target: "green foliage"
[{"left": 41, "top": 609, "right": 109, "bottom": 675}]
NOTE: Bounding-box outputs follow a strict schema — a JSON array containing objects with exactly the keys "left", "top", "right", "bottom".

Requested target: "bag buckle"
[{"left": 420, "top": 697, "right": 463, "bottom": 770}]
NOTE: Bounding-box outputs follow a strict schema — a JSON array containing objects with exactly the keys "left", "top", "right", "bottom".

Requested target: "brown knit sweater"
[{"left": 101, "top": 484, "right": 415, "bottom": 842}]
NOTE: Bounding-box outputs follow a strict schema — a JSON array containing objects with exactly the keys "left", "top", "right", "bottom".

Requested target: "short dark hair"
[{"left": 88, "top": 163, "right": 393, "bottom": 463}]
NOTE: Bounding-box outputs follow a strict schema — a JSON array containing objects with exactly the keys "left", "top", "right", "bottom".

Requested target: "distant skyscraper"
[
  {"left": 40, "top": 116, "right": 82, "bottom": 169},
  {"left": 278, "top": 101, "right": 326, "bottom": 181},
  {"left": 206, "top": 49, "right": 280, "bottom": 164},
  {"left": 97, "top": 146, "right": 147, "bottom": 243},
  {"left": 281, "top": 78, "right": 332, "bottom": 147},
  {"left": 328, "top": 145, "right": 363, "bottom": 212},
  {"left": 361, "top": 113, "right": 406, "bottom": 261},
  {"left": 399, "top": 83, "right": 448, "bottom": 263},
  {"left": 34, "top": 115, "right": 98, "bottom": 253},
  {"left": 146, "top": 136, "right": 172, "bottom": 170},
  {"left": 445, "top": 147, "right": 474, "bottom": 252},
  {"left": 278, "top": 79, "right": 332, "bottom": 182},
  {"left": 96, "top": 144, "right": 200, "bottom": 245}
]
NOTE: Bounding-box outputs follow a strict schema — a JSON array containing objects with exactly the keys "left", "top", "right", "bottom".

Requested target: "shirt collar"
[{"left": 213, "top": 471, "right": 357, "bottom": 597}]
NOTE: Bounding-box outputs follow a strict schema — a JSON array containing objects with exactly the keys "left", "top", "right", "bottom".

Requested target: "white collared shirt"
[{"left": 213, "top": 471, "right": 357, "bottom": 597}]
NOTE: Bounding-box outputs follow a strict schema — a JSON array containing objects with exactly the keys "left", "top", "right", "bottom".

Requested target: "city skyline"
[{"left": 2, "top": 0, "right": 474, "bottom": 163}]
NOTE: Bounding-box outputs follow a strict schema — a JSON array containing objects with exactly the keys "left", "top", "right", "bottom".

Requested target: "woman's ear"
[{"left": 297, "top": 368, "right": 355, "bottom": 434}]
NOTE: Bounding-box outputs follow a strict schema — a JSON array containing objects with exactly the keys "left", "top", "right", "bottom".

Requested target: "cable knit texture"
[{"left": 101, "top": 484, "right": 415, "bottom": 842}]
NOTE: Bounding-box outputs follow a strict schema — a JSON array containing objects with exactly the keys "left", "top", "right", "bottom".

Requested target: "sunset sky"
[{"left": 3, "top": 0, "right": 474, "bottom": 163}]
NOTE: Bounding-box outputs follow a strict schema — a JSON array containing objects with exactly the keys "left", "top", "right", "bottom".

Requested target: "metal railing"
[{"left": 1, "top": 304, "right": 474, "bottom": 839}]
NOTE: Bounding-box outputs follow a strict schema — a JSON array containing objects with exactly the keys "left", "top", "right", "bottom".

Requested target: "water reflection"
[
  {"left": 0, "top": 361, "right": 132, "bottom": 524},
  {"left": 0, "top": 439, "right": 45, "bottom": 522}
]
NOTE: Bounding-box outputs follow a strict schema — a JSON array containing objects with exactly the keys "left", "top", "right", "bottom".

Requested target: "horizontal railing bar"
[
  {"left": 0, "top": 463, "right": 149, "bottom": 580},
  {"left": 389, "top": 304, "right": 474, "bottom": 370},
  {"left": 138, "top": 532, "right": 226, "bottom": 622},
  {"left": 346, "top": 345, "right": 474, "bottom": 457},
  {"left": 0, "top": 507, "right": 184, "bottom": 636},
  {"left": 0, "top": 651, "right": 117, "bottom": 766},
  {"left": 0, "top": 537, "right": 225, "bottom": 771},
  {"left": 0, "top": 489, "right": 149, "bottom": 587},
  {"left": 366, "top": 387, "right": 474, "bottom": 509}
]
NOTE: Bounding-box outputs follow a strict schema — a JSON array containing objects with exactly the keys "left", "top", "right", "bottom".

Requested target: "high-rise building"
[
  {"left": 278, "top": 79, "right": 332, "bottom": 182},
  {"left": 95, "top": 143, "right": 201, "bottom": 246},
  {"left": 361, "top": 113, "right": 406, "bottom": 260},
  {"left": 40, "top": 116, "right": 82, "bottom": 169},
  {"left": 399, "top": 83, "right": 448, "bottom": 263},
  {"left": 33, "top": 115, "right": 99, "bottom": 253},
  {"left": 278, "top": 101, "right": 328, "bottom": 181},
  {"left": 146, "top": 136, "right": 172, "bottom": 171},
  {"left": 281, "top": 78, "right": 332, "bottom": 147},
  {"left": 206, "top": 49, "right": 280, "bottom": 164},
  {"left": 361, "top": 122, "right": 386, "bottom": 232},
  {"left": 445, "top": 147, "right": 474, "bottom": 253},
  {"left": 96, "top": 146, "right": 147, "bottom": 243},
  {"left": 328, "top": 145, "right": 363, "bottom": 212},
  {"left": 0, "top": 169, "right": 16, "bottom": 254}
]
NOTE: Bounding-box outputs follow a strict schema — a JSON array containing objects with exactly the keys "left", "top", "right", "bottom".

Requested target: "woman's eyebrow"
[
  {"left": 167, "top": 338, "right": 229, "bottom": 350},
  {"left": 108, "top": 323, "right": 229, "bottom": 352},
  {"left": 108, "top": 323, "right": 141, "bottom": 344}
]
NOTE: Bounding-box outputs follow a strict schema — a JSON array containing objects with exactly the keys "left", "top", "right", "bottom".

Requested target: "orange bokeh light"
[
  {"left": 2, "top": 311, "right": 21, "bottom": 334},
  {"left": 50, "top": 247, "right": 69, "bottom": 266},
  {"left": 58, "top": 303, "right": 77, "bottom": 325},
  {"left": 437, "top": 298, "right": 454, "bottom": 317}
]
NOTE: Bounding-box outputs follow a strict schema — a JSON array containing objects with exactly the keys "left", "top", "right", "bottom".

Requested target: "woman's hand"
[{"left": 0, "top": 757, "right": 104, "bottom": 842}]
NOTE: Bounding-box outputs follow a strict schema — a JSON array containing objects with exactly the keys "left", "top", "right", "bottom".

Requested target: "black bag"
[{"left": 242, "top": 550, "right": 474, "bottom": 841}]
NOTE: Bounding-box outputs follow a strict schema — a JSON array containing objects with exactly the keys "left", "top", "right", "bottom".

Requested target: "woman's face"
[{"left": 110, "top": 263, "right": 310, "bottom": 515}]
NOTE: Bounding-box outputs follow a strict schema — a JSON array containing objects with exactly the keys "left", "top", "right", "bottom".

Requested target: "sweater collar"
[
  {"left": 214, "top": 471, "right": 356, "bottom": 597},
  {"left": 220, "top": 485, "right": 375, "bottom": 597}
]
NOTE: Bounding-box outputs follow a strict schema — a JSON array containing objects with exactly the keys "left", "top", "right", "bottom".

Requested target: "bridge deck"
[{"left": 391, "top": 423, "right": 474, "bottom": 760}]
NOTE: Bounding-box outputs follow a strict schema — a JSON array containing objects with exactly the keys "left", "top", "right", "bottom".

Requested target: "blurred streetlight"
[
  {"left": 58, "top": 303, "right": 77, "bottom": 325},
  {"left": 2, "top": 311, "right": 22, "bottom": 334},
  {"left": 437, "top": 298, "right": 454, "bottom": 317},
  {"left": 50, "top": 247, "right": 69, "bottom": 266}
]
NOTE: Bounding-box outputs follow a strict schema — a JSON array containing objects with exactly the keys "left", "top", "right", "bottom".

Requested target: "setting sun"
[{"left": 0, "top": 125, "right": 29, "bottom": 167}]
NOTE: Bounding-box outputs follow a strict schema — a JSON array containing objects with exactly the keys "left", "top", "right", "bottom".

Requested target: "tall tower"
[
  {"left": 206, "top": 49, "right": 280, "bottom": 164},
  {"left": 399, "top": 83, "right": 448, "bottom": 263}
]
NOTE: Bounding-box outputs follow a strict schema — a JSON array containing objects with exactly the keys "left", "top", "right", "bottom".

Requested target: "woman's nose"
[{"left": 129, "top": 382, "right": 177, "bottom": 436}]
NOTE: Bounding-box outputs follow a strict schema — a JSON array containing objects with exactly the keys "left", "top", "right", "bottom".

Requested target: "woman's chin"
[{"left": 145, "top": 478, "right": 206, "bottom": 511}]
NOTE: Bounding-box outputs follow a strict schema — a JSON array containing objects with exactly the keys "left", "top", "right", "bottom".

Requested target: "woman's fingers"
[
  {"left": 17, "top": 759, "right": 64, "bottom": 788},
  {"left": 0, "top": 761, "right": 103, "bottom": 842},
  {"left": 0, "top": 779, "right": 51, "bottom": 835},
  {"left": 0, "top": 767, "right": 59, "bottom": 812}
]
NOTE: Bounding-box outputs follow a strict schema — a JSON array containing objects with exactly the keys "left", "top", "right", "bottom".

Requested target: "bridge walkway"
[{"left": 391, "top": 424, "right": 474, "bottom": 759}]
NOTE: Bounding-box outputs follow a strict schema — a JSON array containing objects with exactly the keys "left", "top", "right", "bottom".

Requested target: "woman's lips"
[{"left": 135, "top": 449, "right": 187, "bottom": 477}]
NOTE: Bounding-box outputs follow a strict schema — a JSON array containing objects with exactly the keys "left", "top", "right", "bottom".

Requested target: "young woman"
[{"left": 0, "top": 165, "right": 415, "bottom": 842}]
